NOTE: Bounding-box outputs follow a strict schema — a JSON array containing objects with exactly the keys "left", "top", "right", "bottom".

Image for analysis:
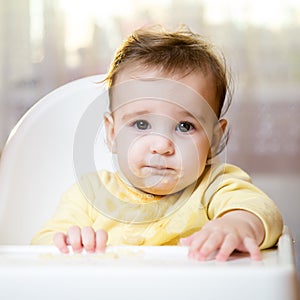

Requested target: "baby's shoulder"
[{"left": 77, "top": 170, "right": 113, "bottom": 189}]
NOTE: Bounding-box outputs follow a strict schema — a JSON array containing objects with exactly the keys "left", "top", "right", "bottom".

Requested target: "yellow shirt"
[{"left": 31, "top": 163, "right": 283, "bottom": 249}]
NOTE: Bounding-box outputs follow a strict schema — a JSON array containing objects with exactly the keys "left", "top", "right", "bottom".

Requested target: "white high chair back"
[{"left": 0, "top": 75, "right": 113, "bottom": 244}]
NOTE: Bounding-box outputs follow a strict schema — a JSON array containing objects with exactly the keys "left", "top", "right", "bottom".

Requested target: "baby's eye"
[
  {"left": 133, "top": 120, "right": 151, "bottom": 130},
  {"left": 176, "top": 121, "right": 194, "bottom": 133}
]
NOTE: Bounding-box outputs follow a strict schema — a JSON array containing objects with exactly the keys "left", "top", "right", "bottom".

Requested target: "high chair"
[
  {"left": 0, "top": 75, "right": 298, "bottom": 300},
  {"left": 0, "top": 74, "right": 111, "bottom": 244}
]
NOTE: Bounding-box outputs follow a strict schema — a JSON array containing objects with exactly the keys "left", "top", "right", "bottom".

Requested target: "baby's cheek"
[
  {"left": 126, "top": 148, "right": 146, "bottom": 176},
  {"left": 180, "top": 140, "right": 208, "bottom": 173}
]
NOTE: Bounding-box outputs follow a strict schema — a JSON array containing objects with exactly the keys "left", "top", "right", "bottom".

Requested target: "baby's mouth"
[
  {"left": 143, "top": 165, "right": 177, "bottom": 175},
  {"left": 148, "top": 165, "right": 171, "bottom": 170}
]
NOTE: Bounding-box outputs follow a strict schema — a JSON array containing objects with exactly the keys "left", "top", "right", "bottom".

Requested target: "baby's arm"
[
  {"left": 53, "top": 226, "right": 108, "bottom": 253},
  {"left": 32, "top": 174, "right": 109, "bottom": 252},
  {"left": 180, "top": 210, "right": 264, "bottom": 261}
]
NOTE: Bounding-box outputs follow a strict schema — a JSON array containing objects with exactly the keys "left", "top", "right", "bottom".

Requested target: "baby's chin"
[{"left": 134, "top": 176, "right": 184, "bottom": 196}]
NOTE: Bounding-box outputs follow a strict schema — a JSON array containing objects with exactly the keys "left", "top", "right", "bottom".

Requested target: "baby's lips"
[{"left": 146, "top": 165, "right": 174, "bottom": 170}]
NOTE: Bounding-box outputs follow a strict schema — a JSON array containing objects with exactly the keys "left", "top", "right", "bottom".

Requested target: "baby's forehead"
[
  {"left": 110, "top": 66, "right": 218, "bottom": 113},
  {"left": 111, "top": 77, "right": 201, "bottom": 104},
  {"left": 109, "top": 79, "right": 218, "bottom": 124}
]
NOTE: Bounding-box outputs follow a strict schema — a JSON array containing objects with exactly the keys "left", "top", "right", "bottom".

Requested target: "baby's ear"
[
  {"left": 210, "top": 119, "right": 227, "bottom": 155},
  {"left": 104, "top": 113, "right": 116, "bottom": 153}
]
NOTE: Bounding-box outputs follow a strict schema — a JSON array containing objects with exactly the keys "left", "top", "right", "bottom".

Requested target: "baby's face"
[{"left": 105, "top": 69, "right": 223, "bottom": 195}]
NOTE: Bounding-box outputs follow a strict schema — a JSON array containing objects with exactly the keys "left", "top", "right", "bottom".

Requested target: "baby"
[{"left": 32, "top": 25, "right": 283, "bottom": 261}]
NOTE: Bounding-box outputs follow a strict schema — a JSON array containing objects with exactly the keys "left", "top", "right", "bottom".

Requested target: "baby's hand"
[
  {"left": 180, "top": 210, "right": 264, "bottom": 261},
  {"left": 53, "top": 226, "right": 108, "bottom": 254}
]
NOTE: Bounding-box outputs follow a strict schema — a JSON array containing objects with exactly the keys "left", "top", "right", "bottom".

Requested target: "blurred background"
[{"left": 0, "top": 0, "right": 299, "bottom": 283}]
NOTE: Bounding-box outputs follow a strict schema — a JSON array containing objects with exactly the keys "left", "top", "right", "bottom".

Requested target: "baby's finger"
[
  {"left": 53, "top": 232, "right": 69, "bottom": 253},
  {"left": 95, "top": 229, "right": 108, "bottom": 253},
  {"left": 67, "top": 226, "right": 83, "bottom": 253},
  {"left": 193, "top": 232, "right": 224, "bottom": 261},
  {"left": 187, "top": 231, "right": 212, "bottom": 259},
  {"left": 81, "top": 226, "right": 96, "bottom": 253},
  {"left": 215, "top": 234, "right": 238, "bottom": 261},
  {"left": 243, "top": 237, "right": 261, "bottom": 261},
  {"left": 179, "top": 234, "right": 195, "bottom": 246}
]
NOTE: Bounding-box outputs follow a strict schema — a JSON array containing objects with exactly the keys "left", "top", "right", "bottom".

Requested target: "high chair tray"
[{"left": 0, "top": 227, "right": 298, "bottom": 300}]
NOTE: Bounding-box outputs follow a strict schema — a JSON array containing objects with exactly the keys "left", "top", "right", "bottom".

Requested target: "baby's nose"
[{"left": 149, "top": 134, "right": 175, "bottom": 155}]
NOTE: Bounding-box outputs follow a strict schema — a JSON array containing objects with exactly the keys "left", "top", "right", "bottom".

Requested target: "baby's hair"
[{"left": 104, "top": 24, "right": 233, "bottom": 154}]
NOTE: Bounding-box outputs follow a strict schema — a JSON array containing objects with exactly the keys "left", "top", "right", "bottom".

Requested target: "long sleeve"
[
  {"left": 31, "top": 177, "right": 98, "bottom": 245},
  {"left": 32, "top": 165, "right": 284, "bottom": 248},
  {"left": 202, "top": 164, "right": 284, "bottom": 249}
]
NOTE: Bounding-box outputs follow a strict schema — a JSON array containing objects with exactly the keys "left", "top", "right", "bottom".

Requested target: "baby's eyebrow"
[
  {"left": 121, "top": 110, "right": 151, "bottom": 121},
  {"left": 178, "top": 110, "right": 207, "bottom": 124},
  {"left": 121, "top": 109, "right": 207, "bottom": 124}
]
